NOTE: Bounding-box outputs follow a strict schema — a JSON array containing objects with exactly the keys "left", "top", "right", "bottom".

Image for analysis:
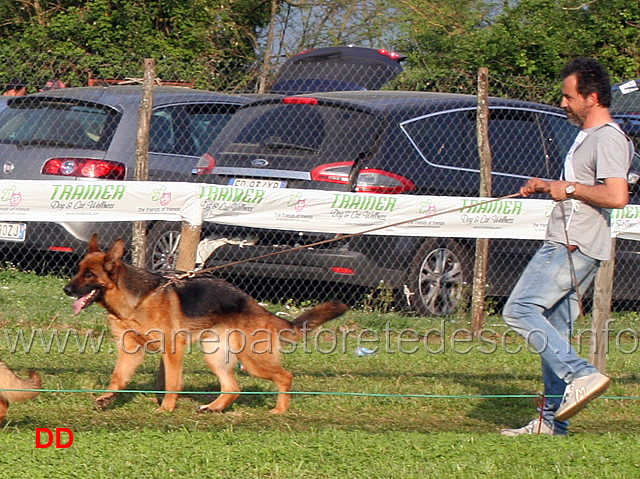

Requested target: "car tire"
[
  {"left": 146, "top": 222, "right": 182, "bottom": 272},
  {"left": 407, "top": 239, "right": 470, "bottom": 316}
]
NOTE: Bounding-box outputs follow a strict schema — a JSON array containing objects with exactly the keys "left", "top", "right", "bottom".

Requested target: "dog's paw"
[
  {"left": 94, "top": 394, "right": 116, "bottom": 409},
  {"left": 198, "top": 405, "right": 222, "bottom": 414},
  {"left": 270, "top": 407, "right": 288, "bottom": 414},
  {"left": 155, "top": 403, "right": 176, "bottom": 413}
]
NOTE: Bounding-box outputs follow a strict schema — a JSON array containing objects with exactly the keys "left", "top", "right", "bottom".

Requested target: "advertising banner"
[
  {"left": 0, "top": 180, "right": 201, "bottom": 225},
  {"left": 197, "top": 185, "right": 552, "bottom": 239},
  {"left": 1, "top": 180, "right": 640, "bottom": 241}
]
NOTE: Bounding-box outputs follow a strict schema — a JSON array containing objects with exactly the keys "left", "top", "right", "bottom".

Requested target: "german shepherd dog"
[
  {"left": 64, "top": 234, "right": 347, "bottom": 413},
  {"left": 0, "top": 360, "right": 41, "bottom": 423}
]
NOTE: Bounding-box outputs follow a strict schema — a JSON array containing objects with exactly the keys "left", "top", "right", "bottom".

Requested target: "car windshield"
[{"left": 0, "top": 100, "right": 120, "bottom": 150}]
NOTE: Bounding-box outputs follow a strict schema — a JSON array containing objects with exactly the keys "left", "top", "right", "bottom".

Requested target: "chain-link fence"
[{"left": 0, "top": 51, "right": 638, "bottom": 317}]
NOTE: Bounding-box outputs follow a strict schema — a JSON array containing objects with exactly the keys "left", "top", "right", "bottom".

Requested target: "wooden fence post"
[
  {"left": 589, "top": 238, "right": 616, "bottom": 373},
  {"left": 175, "top": 222, "right": 202, "bottom": 272},
  {"left": 471, "top": 67, "right": 492, "bottom": 337},
  {"left": 131, "top": 58, "right": 156, "bottom": 268}
]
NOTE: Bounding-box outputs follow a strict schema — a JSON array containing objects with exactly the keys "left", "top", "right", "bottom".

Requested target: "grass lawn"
[{"left": 1, "top": 268, "right": 640, "bottom": 478}]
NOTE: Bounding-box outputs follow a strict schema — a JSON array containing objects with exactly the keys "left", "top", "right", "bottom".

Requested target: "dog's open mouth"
[{"left": 73, "top": 289, "right": 99, "bottom": 315}]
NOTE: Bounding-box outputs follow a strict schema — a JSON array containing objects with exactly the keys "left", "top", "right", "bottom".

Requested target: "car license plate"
[
  {"left": 0, "top": 222, "right": 26, "bottom": 242},
  {"left": 229, "top": 178, "right": 287, "bottom": 188}
]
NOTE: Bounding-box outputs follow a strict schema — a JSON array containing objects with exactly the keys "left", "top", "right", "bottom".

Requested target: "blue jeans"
[{"left": 503, "top": 241, "right": 600, "bottom": 433}]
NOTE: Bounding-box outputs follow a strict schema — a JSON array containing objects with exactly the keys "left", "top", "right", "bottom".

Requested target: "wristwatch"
[{"left": 565, "top": 183, "right": 576, "bottom": 197}]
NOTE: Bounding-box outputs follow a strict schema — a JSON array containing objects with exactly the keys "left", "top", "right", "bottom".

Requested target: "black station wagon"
[{"left": 189, "top": 90, "right": 640, "bottom": 316}]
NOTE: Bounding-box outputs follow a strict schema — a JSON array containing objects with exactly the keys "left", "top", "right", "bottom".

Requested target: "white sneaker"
[
  {"left": 554, "top": 372, "right": 611, "bottom": 422},
  {"left": 500, "top": 418, "right": 557, "bottom": 436}
]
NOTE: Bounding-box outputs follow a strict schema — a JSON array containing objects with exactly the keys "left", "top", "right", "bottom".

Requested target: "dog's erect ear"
[
  {"left": 104, "top": 239, "right": 125, "bottom": 273},
  {"left": 88, "top": 233, "right": 101, "bottom": 253}
]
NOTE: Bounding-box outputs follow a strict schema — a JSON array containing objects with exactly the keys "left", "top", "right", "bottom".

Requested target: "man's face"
[{"left": 561, "top": 74, "right": 591, "bottom": 127}]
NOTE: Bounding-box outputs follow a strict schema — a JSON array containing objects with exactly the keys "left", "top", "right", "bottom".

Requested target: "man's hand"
[
  {"left": 520, "top": 178, "right": 550, "bottom": 197},
  {"left": 520, "top": 177, "right": 629, "bottom": 208},
  {"left": 548, "top": 181, "right": 573, "bottom": 201}
]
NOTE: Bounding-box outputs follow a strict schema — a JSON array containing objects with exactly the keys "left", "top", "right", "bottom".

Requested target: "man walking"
[{"left": 500, "top": 57, "right": 633, "bottom": 436}]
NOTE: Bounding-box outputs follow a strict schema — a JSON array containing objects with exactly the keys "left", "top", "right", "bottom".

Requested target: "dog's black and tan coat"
[{"left": 64, "top": 234, "right": 347, "bottom": 413}]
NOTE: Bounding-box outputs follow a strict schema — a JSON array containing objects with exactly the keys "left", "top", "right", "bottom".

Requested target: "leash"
[
  {"left": 161, "top": 192, "right": 522, "bottom": 287},
  {"left": 560, "top": 199, "right": 586, "bottom": 321}
]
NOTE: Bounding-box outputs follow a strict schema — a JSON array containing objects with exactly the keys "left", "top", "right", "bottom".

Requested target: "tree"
[
  {"left": 0, "top": 0, "right": 272, "bottom": 91},
  {"left": 588, "top": 0, "right": 640, "bottom": 79},
  {"left": 256, "top": 0, "right": 399, "bottom": 91},
  {"left": 392, "top": 0, "right": 640, "bottom": 103}
]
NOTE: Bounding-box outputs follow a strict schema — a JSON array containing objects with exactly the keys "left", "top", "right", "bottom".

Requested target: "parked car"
[
  {"left": 269, "top": 46, "right": 405, "bottom": 94},
  {"left": 0, "top": 86, "right": 266, "bottom": 270},
  {"left": 612, "top": 79, "right": 640, "bottom": 150},
  {"left": 0, "top": 47, "right": 406, "bottom": 272},
  {"left": 191, "top": 90, "right": 640, "bottom": 316}
]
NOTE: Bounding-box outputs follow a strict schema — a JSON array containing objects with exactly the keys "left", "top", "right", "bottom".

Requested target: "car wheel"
[
  {"left": 146, "top": 222, "right": 182, "bottom": 272},
  {"left": 408, "top": 239, "right": 470, "bottom": 316}
]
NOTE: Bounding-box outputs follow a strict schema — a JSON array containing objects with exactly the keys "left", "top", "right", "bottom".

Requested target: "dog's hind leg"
[
  {"left": 239, "top": 355, "right": 293, "bottom": 414},
  {"left": 96, "top": 334, "right": 145, "bottom": 409}
]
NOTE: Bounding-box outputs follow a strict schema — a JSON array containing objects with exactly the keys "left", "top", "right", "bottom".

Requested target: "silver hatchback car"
[{"left": 0, "top": 86, "right": 260, "bottom": 269}]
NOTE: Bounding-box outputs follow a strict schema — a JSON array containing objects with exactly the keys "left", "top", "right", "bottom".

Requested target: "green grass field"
[{"left": 1, "top": 268, "right": 640, "bottom": 478}]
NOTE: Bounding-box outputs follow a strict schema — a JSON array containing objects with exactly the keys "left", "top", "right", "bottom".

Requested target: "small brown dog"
[
  {"left": 0, "top": 359, "right": 41, "bottom": 423},
  {"left": 64, "top": 234, "right": 347, "bottom": 413}
]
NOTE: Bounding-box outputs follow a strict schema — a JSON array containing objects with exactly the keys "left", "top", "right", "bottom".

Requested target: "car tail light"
[
  {"left": 283, "top": 97, "right": 318, "bottom": 105},
  {"left": 193, "top": 152, "right": 216, "bottom": 176},
  {"left": 377, "top": 49, "right": 406, "bottom": 62},
  {"left": 331, "top": 267, "right": 355, "bottom": 275},
  {"left": 42, "top": 158, "right": 126, "bottom": 180},
  {"left": 311, "top": 162, "right": 416, "bottom": 194},
  {"left": 49, "top": 246, "right": 74, "bottom": 253},
  {"left": 311, "top": 161, "right": 353, "bottom": 184}
]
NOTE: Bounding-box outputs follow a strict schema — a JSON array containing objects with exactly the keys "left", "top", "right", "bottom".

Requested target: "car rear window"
[
  {"left": 0, "top": 100, "right": 119, "bottom": 150},
  {"left": 150, "top": 103, "right": 238, "bottom": 156},
  {"left": 235, "top": 105, "right": 325, "bottom": 151},
  {"left": 216, "top": 102, "right": 384, "bottom": 164}
]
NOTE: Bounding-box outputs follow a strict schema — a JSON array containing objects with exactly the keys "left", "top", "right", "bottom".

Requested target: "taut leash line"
[
  {"left": 560, "top": 200, "right": 586, "bottom": 321},
  {"left": 164, "top": 192, "right": 522, "bottom": 285}
]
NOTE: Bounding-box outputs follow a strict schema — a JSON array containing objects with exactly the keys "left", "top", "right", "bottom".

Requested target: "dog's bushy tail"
[
  {"left": 282, "top": 300, "right": 348, "bottom": 341},
  {"left": 0, "top": 360, "right": 41, "bottom": 403}
]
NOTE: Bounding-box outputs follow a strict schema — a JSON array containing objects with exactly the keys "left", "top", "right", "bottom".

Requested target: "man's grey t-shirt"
[{"left": 546, "top": 123, "right": 632, "bottom": 261}]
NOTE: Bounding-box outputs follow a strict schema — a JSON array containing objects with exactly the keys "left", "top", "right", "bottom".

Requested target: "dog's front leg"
[
  {"left": 0, "top": 398, "right": 8, "bottom": 423},
  {"left": 95, "top": 332, "right": 145, "bottom": 409},
  {"left": 156, "top": 343, "right": 185, "bottom": 412}
]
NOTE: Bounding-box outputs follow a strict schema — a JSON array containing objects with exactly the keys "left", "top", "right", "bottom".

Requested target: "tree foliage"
[
  {"left": 0, "top": 0, "right": 271, "bottom": 91},
  {"left": 0, "top": 0, "right": 638, "bottom": 102},
  {"left": 393, "top": 0, "right": 640, "bottom": 103}
]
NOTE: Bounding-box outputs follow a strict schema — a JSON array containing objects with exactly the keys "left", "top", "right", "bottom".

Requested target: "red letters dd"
[{"left": 36, "top": 428, "right": 74, "bottom": 448}]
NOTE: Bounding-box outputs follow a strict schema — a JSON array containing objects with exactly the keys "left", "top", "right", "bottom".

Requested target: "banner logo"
[
  {"left": 287, "top": 193, "right": 307, "bottom": 212},
  {"left": 151, "top": 186, "right": 172, "bottom": 206},
  {"left": 1, "top": 185, "right": 21, "bottom": 206}
]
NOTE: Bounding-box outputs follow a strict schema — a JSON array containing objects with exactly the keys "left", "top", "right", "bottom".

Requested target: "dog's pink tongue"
[{"left": 73, "top": 294, "right": 91, "bottom": 315}]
